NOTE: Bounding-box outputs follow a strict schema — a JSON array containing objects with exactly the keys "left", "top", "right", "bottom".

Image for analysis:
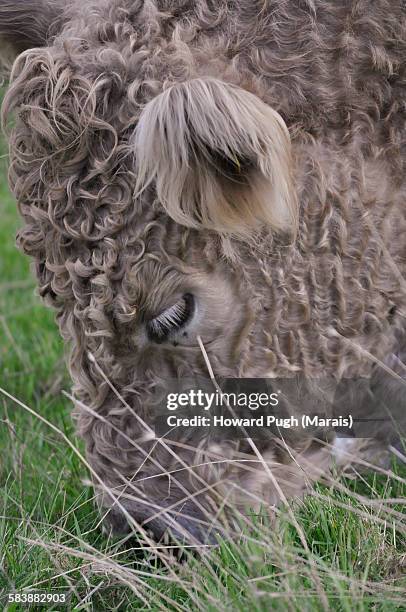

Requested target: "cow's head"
[{"left": 1, "top": 0, "right": 300, "bottom": 543}]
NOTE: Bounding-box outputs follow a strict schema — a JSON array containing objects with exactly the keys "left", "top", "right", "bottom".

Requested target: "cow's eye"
[{"left": 147, "top": 293, "right": 195, "bottom": 343}]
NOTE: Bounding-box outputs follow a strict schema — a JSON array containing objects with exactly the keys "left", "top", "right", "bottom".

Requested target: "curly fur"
[{"left": 2, "top": 0, "right": 406, "bottom": 542}]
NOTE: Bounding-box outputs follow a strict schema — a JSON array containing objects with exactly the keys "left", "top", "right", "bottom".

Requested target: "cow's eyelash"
[
  {"left": 147, "top": 294, "right": 194, "bottom": 341},
  {"left": 150, "top": 301, "right": 188, "bottom": 334}
]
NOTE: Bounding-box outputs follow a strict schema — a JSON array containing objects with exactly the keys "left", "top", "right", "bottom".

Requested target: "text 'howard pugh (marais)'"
[
  {"left": 151, "top": 376, "right": 404, "bottom": 439},
  {"left": 157, "top": 383, "right": 354, "bottom": 436}
]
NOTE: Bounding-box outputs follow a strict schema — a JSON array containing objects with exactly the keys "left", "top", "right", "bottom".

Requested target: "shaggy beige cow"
[{"left": 1, "top": 0, "right": 406, "bottom": 543}]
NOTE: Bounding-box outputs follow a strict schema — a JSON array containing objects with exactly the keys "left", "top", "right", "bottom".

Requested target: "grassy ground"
[{"left": 0, "top": 135, "right": 405, "bottom": 611}]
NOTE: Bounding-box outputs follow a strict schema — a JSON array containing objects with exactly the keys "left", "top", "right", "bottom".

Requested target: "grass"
[{"left": 0, "top": 135, "right": 405, "bottom": 611}]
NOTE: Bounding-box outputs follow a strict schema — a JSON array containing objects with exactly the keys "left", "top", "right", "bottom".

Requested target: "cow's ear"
[
  {"left": 133, "top": 77, "right": 297, "bottom": 241},
  {"left": 0, "top": 1, "right": 63, "bottom": 68}
]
